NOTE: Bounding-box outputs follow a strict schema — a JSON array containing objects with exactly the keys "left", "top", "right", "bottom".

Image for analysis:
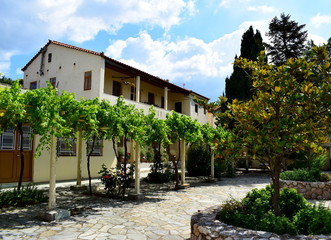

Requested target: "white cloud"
[
  {"left": 105, "top": 27, "right": 247, "bottom": 84},
  {"left": 247, "top": 5, "right": 276, "bottom": 14},
  {"left": 308, "top": 34, "right": 326, "bottom": 45},
  {"left": 311, "top": 13, "right": 331, "bottom": 28}
]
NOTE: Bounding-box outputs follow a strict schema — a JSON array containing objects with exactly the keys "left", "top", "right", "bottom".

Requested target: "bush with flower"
[{"left": 99, "top": 163, "right": 135, "bottom": 197}]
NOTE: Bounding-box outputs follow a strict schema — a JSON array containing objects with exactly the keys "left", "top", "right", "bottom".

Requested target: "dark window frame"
[
  {"left": 48, "top": 53, "right": 52, "bottom": 63},
  {"left": 113, "top": 80, "right": 122, "bottom": 96},
  {"left": 84, "top": 71, "right": 92, "bottom": 91},
  {"left": 86, "top": 139, "right": 103, "bottom": 156},
  {"left": 30, "top": 81, "right": 37, "bottom": 90},
  {"left": 50, "top": 77, "right": 56, "bottom": 88},
  {"left": 57, "top": 137, "right": 76, "bottom": 156}
]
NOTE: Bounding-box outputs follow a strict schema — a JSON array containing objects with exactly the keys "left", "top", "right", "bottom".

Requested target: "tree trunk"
[
  {"left": 270, "top": 157, "right": 282, "bottom": 216},
  {"left": 17, "top": 123, "right": 24, "bottom": 191},
  {"left": 87, "top": 135, "right": 96, "bottom": 195},
  {"left": 112, "top": 136, "right": 120, "bottom": 167}
]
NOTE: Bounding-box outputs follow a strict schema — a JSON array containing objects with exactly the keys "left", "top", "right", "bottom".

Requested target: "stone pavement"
[{"left": 0, "top": 174, "right": 330, "bottom": 240}]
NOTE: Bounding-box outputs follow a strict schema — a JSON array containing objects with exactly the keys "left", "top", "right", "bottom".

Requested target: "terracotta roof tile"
[{"left": 21, "top": 40, "right": 209, "bottom": 100}]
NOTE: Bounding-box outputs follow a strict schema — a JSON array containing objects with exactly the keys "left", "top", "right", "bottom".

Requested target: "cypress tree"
[{"left": 225, "top": 26, "right": 264, "bottom": 102}]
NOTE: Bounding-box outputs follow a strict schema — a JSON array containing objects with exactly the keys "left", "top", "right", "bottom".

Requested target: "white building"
[{"left": 0, "top": 40, "right": 214, "bottom": 184}]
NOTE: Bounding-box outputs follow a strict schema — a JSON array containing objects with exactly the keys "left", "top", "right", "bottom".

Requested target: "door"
[{"left": 0, "top": 126, "right": 33, "bottom": 183}]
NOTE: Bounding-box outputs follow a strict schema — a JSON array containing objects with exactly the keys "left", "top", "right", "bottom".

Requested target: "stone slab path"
[{"left": 0, "top": 175, "right": 330, "bottom": 240}]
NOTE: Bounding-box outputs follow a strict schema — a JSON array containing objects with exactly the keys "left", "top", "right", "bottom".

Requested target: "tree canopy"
[
  {"left": 265, "top": 13, "right": 308, "bottom": 66},
  {"left": 225, "top": 26, "right": 264, "bottom": 102},
  {"left": 223, "top": 46, "right": 330, "bottom": 214}
]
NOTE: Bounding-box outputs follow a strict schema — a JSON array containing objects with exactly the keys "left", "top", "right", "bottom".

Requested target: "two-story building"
[{"left": 0, "top": 40, "right": 214, "bottom": 184}]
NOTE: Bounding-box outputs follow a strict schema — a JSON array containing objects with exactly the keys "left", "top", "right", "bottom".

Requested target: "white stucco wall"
[
  {"left": 32, "top": 135, "right": 116, "bottom": 183},
  {"left": 23, "top": 43, "right": 104, "bottom": 100}
]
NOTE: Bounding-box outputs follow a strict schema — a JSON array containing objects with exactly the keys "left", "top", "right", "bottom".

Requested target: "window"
[
  {"left": 113, "top": 81, "right": 122, "bottom": 96},
  {"left": 50, "top": 77, "right": 56, "bottom": 88},
  {"left": 195, "top": 104, "right": 198, "bottom": 113},
  {"left": 57, "top": 137, "right": 76, "bottom": 156},
  {"left": 84, "top": 71, "right": 92, "bottom": 90},
  {"left": 130, "top": 86, "right": 136, "bottom": 101},
  {"left": 175, "top": 102, "right": 182, "bottom": 113},
  {"left": 161, "top": 96, "right": 165, "bottom": 108},
  {"left": 86, "top": 139, "right": 103, "bottom": 156},
  {"left": 18, "top": 126, "right": 33, "bottom": 150},
  {"left": 204, "top": 108, "right": 207, "bottom": 115},
  {"left": 148, "top": 92, "right": 155, "bottom": 105},
  {"left": 30, "top": 81, "right": 37, "bottom": 90},
  {"left": 0, "top": 128, "right": 15, "bottom": 150},
  {"left": 48, "top": 53, "right": 52, "bottom": 63}
]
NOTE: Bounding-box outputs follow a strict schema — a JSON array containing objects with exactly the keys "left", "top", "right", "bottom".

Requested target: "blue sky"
[{"left": 1, "top": 0, "right": 330, "bottom": 101}]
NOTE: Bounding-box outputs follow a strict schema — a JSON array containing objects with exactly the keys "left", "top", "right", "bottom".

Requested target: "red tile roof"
[{"left": 21, "top": 40, "right": 209, "bottom": 100}]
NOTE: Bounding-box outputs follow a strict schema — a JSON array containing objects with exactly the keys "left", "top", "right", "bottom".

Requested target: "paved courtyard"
[{"left": 0, "top": 174, "right": 330, "bottom": 240}]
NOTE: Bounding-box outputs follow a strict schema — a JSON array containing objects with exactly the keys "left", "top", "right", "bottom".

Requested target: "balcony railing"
[{"left": 101, "top": 93, "right": 170, "bottom": 120}]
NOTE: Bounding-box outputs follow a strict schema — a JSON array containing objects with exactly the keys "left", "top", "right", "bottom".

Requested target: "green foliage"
[
  {"left": 225, "top": 26, "right": 265, "bottom": 102},
  {"left": 280, "top": 169, "right": 318, "bottom": 182},
  {"left": 242, "top": 186, "right": 273, "bottom": 219},
  {"left": 145, "top": 169, "right": 173, "bottom": 183},
  {"left": 216, "top": 186, "right": 331, "bottom": 235},
  {"left": 281, "top": 154, "right": 328, "bottom": 182},
  {"left": 98, "top": 163, "right": 135, "bottom": 197},
  {"left": 260, "top": 211, "right": 297, "bottom": 235},
  {"left": 293, "top": 205, "right": 331, "bottom": 235},
  {"left": 265, "top": 13, "right": 308, "bottom": 65},
  {"left": 0, "top": 184, "right": 48, "bottom": 208},
  {"left": 320, "top": 173, "right": 331, "bottom": 182},
  {"left": 187, "top": 143, "right": 211, "bottom": 177},
  {"left": 279, "top": 188, "right": 308, "bottom": 219}
]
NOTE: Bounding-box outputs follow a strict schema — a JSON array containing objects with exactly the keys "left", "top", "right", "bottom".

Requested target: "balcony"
[{"left": 101, "top": 93, "right": 171, "bottom": 120}]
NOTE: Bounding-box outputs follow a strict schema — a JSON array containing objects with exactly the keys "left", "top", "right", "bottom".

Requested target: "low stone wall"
[
  {"left": 280, "top": 179, "right": 331, "bottom": 200},
  {"left": 191, "top": 206, "right": 331, "bottom": 240}
]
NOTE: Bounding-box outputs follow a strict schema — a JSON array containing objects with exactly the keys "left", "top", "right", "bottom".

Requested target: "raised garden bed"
[
  {"left": 280, "top": 179, "right": 331, "bottom": 200},
  {"left": 191, "top": 206, "right": 331, "bottom": 240}
]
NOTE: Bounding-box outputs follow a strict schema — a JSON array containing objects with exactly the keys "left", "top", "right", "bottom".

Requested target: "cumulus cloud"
[
  {"left": 310, "top": 13, "right": 331, "bottom": 28},
  {"left": 247, "top": 5, "right": 276, "bottom": 14},
  {"left": 105, "top": 25, "right": 253, "bottom": 84}
]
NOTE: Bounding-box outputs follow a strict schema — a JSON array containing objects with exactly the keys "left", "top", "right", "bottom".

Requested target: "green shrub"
[
  {"left": 0, "top": 184, "right": 48, "bottom": 208},
  {"left": 260, "top": 211, "right": 297, "bottom": 235},
  {"left": 187, "top": 143, "right": 211, "bottom": 177},
  {"left": 280, "top": 169, "right": 318, "bottom": 182},
  {"left": 217, "top": 185, "right": 331, "bottom": 235},
  {"left": 320, "top": 173, "right": 331, "bottom": 182},
  {"left": 145, "top": 169, "right": 173, "bottom": 183},
  {"left": 279, "top": 188, "right": 308, "bottom": 220},
  {"left": 241, "top": 186, "right": 273, "bottom": 219},
  {"left": 294, "top": 205, "right": 331, "bottom": 235}
]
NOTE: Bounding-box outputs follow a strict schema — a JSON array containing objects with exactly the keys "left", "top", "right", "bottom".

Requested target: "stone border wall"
[
  {"left": 191, "top": 206, "right": 331, "bottom": 240},
  {"left": 280, "top": 179, "right": 331, "bottom": 200}
]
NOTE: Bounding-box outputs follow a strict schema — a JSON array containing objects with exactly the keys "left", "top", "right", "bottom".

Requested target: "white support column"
[
  {"left": 164, "top": 86, "right": 168, "bottom": 110},
  {"left": 130, "top": 139, "right": 134, "bottom": 163},
  {"left": 134, "top": 142, "right": 141, "bottom": 194},
  {"left": 48, "top": 135, "right": 57, "bottom": 210},
  {"left": 136, "top": 76, "right": 140, "bottom": 103},
  {"left": 180, "top": 139, "right": 186, "bottom": 185},
  {"left": 211, "top": 149, "right": 215, "bottom": 179},
  {"left": 76, "top": 130, "right": 83, "bottom": 186}
]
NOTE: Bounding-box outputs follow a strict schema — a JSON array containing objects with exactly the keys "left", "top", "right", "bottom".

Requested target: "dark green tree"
[
  {"left": 265, "top": 13, "right": 308, "bottom": 66},
  {"left": 225, "top": 26, "right": 264, "bottom": 102},
  {"left": 326, "top": 37, "right": 331, "bottom": 57}
]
